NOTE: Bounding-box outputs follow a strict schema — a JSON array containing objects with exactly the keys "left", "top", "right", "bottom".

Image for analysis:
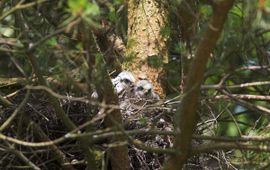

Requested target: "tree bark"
[
  {"left": 163, "top": 0, "right": 234, "bottom": 169},
  {"left": 80, "top": 23, "right": 130, "bottom": 170},
  {"left": 177, "top": 0, "right": 197, "bottom": 45},
  {"left": 93, "top": 59, "right": 130, "bottom": 170},
  {"left": 95, "top": 27, "right": 125, "bottom": 73},
  {"left": 177, "top": 0, "right": 198, "bottom": 93},
  {"left": 127, "top": 0, "right": 168, "bottom": 97}
]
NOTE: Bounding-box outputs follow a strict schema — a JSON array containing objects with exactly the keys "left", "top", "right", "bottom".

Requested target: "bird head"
[
  {"left": 134, "top": 80, "right": 155, "bottom": 98},
  {"left": 112, "top": 71, "right": 135, "bottom": 94}
]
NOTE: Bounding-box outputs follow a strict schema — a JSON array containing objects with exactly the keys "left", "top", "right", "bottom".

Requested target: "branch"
[
  {"left": 192, "top": 142, "right": 270, "bottom": 156},
  {"left": 202, "top": 81, "right": 270, "bottom": 90},
  {"left": 0, "top": 98, "right": 74, "bottom": 169},
  {"left": 211, "top": 94, "right": 270, "bottom": 101},
  {"left": 4, "top": 141, "right": 41, "bottom": 170},
  {"left": 25, "top": 25, "right": 95, "bottom": 170},
  {"left": 0, "top": 0, "right": 48, "bottom": 21},
  {"left": 219, "top": 89, "right": 270, "bottom": 116},
  {"left": 0, "top": 128, "right": 174, "bottom": 148},
  {"left": 27, "top": 53, "right": 77, "bottom": 129},
  {"left": 4, "top": 126, "right": 270, "bottom": 157},
  {"left": 80, "top": 21, "right": 129, "bottom": 170},
  {"left": 177, "top": 0, "right": 198, "bottom": 43},
  {"left": 94, "top": 27, "right": 125, "bottom": 72},
  {"left": 193, "top": 134, "right": 270, "bottom": 143},
  {"left": 0, "top": 94, "right": 13, "bottom": 107},
  {"left": 26, "top": 18, "right": 80, "bottom": 52},
  {"left": 0, "top": 89, "right": 30, "bottom": 132},
  {"left": 164, "top": 1, "right": 235, "bottom": 169}
]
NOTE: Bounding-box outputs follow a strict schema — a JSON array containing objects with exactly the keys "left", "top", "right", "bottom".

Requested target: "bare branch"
[
  {"left": 4, "top": 141, "right": 41, "bottom": 170},
  {"left": 219, "top": 89, "right": 270, "bottom": 116},
  {"left": 0, "top": 90, "right": 30, "bottom": 132},
  {"left": 164, "top": 1, "right": 235, "bottom": 169},
  {"left": 202, "top": 81, "right": 270, "bottom": 90},
  {"left": 0, "top": 0, "right": 48, "bottom": 21},
  {"left": 210, "top": 94, "right": 270, "bottom": 101},
  {"left": 192, "top": 142, "right": 270, "bottom": 156}
]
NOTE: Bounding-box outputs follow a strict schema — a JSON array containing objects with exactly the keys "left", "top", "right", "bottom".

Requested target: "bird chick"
[
  {"left": 134, "top": 80, "right": 160, "bottom": 100},
  {"left": 112, "top": 71, "right": 136, "bottom": 95},
  {"left": 91, "top": 71, "right": 135, "bottom": 100}
]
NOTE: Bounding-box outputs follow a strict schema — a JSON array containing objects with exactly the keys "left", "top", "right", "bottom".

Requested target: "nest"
[{"left": 0, "top": 90, "right": 234, "bottom": 169}]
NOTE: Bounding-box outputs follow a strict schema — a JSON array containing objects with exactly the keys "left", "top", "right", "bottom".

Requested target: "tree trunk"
[
  {"left": 163, "top": 0, "right": 235, "bottom": 169},
  {"left": 164, "top": 0, "right": 198, "bottom": 95},
  {"left": 127, "top": 0, "right": 168, "bottom": 97},
  {"left": 79, "top": 23, "right": 129, "bottom": 170},
  {"left": 177, "top": 0, "right": 198, "bottom": 93}
]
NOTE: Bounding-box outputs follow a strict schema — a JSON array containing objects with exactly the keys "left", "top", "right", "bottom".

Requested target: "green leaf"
[
  {"left": 46, "top": 37, "right": 58, "bottom": 47},
  {"left": 68, "top": 0, "right": 89, "bottom": 15},
  {"left": 160, "top": 25, "right": 171, "bottom": 37},
  {"left": 68, "top": 0, "right": 100, "bottom": 20},
  {"left": 85, "top": 3, "right": 100, "bottom": 16}
]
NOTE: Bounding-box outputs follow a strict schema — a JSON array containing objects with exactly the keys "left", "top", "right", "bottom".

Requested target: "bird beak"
[{"left": 143, "top": 89, "right": 151, "bottom": 95}]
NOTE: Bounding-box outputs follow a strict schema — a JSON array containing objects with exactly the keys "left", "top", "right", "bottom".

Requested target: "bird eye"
[
  {"left": 146, "top": 89, "right": 151, "bottom": 95},
  {"left": 123, "top": 78, "right": 131, "bottom": 84},
  {"left": 137, "top": 86, "right": 144, "bottom": 91}
]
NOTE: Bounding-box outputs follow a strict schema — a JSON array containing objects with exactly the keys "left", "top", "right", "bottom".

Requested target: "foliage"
[{"left": 0, "top": 0, "right": 270, "bottom": 169}]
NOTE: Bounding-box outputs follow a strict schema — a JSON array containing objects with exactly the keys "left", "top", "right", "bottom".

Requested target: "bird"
[
  {"left": 134, "top": 80, "right": 160, "bottom": 100},
  {"left": 117, "top": 79, "right": 160, "bottom": 119},
  {"left": 91, "top": 71, "right": 135, "bottom": 99},
  {"left": 111, "top": 71, "right": 136, "bottom": 95}
]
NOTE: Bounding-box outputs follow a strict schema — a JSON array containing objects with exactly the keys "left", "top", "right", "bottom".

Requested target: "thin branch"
[
  {"left": 0, "top": 0, "right": 48, "bottom": 21},
  {"left": 192, "top": 142, "right": 270, "bottom": 156},
  {"left": 193, "top": 134, "right": 270, "bottom": 143},
  {"left": 202, "top": 81, "right": 270, "bottom": 90},
  {"left": 4, "top": 126, "right": 270, "bottom": 157},
  {"left": 0, "top": 38, "right": 20, "bottom": 46},
  {"left": 0, "top": 91, "right": 74, "bottom": 169},
  {"left": 4, "top": 141, "right": 41, "bottom": 170},
  {"left": 26, "top": 43, "right": 95, "bottom": 169},
  {"left": 27, "top": 18, "right": 80, "bottom": 52},
  {"left": 238, "top": 65, "right": 270, "bottom": 71},
  {"left": 0, "top": 129, "right": 175, "bottom": 148},
  {"left": 211, "top": 94, "right": 270, "bottom": 101},
  {"left": 219, "top": 89, "right": 270, "bottom": 116},
  {"left": 205, "top": 65, "right": 270, "bottom": 88},
  {"left": 26, "top": 85, "right": 120, "bottom": 109},
  {"left": 0, "top": 89, "right": 30, "bottom": 132},
  {"left": 0, "top": 94, "right": 13, "bottom": 107}
]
